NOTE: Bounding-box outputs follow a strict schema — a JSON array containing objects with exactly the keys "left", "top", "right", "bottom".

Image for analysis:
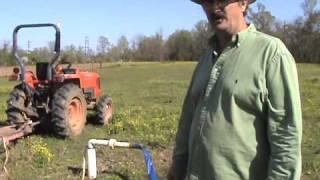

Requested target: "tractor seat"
[
  {"left": 36, "top": 62, "right": 49, "bottom": 81},
  {"left": 63, "top": 68, "right": 77, "bottom": 74}
]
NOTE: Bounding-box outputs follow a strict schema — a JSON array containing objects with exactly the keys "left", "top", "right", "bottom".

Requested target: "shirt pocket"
[
  {"left": 231, "top": 70, "right": 266, "bottom": 115},
  {"left": 217, "top": 61, "right": 239, "bottom": 98}
]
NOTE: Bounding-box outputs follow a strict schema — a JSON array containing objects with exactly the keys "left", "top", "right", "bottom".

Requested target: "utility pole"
[
  {"left": 84, "top": 36, "right": 93, "bottom": 70},
  {"left": 27, "top": 40, "right": 31, "bottom": 54},
  {"left": 85, "top": 36, "right": 89, "bottom": 57}
]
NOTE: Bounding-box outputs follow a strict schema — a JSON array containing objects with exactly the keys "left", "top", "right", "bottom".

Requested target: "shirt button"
[{"left": 212, "top": 51, "right": 218, "bottom": 56}]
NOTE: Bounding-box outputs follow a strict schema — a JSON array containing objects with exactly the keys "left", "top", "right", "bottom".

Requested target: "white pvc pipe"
[
  {"left": 86, "top": 139, "right": 131, "bottom": 179},
  {"left": 87, "top": 147, "right": 97, "bottom": 179},
  {"left": 87, "top": 139, "right": 131, "bottom": 149}
]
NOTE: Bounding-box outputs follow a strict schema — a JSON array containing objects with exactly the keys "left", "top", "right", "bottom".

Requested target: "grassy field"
[{"left": 0, "top": 62, "right": 318, "bottom": 179}]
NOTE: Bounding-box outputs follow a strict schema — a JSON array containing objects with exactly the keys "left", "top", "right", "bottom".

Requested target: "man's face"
[{"left": 201, "top": 0, "right": 247, "bottom": 32}]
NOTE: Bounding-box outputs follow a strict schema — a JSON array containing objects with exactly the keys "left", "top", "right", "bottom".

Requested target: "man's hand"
[
  {"left": 167, "top": 165, "right": 184, "bottom": 180},
  {"left": 167, "top": 157, "right": 188, "bottom": 180}
]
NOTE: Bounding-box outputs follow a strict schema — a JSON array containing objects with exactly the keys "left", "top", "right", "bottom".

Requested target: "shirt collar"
[{"left": 209, "top": 24, "right": 256, "bottom": 54}]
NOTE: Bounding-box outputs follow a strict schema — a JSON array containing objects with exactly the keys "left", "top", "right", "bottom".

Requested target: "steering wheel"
[{"left": 55, "top": 60, "right": 72, "bottom": 74}]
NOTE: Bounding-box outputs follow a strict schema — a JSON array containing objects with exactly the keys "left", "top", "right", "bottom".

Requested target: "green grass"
[
  {"left": 298, "top": 64, "right": 320, "bottom": 179},
  {"left": 0, "top": 62, "right": 318, "bottom": 179},
  {"left": 0, "top": 78, "right": 17, "bottom": 121}
]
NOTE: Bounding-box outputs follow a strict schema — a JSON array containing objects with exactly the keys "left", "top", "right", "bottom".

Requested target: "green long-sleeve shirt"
[{"left": 172, "top": 24, "right": 302, "bottom": 180}]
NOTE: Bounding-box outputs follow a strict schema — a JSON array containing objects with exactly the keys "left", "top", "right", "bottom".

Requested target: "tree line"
[
  {"left": 0, "top": 20, "right": 211, "bottom": 66},
  {"left": 0, "top": 0, "right": 319, "bottom": 65},
  {"left": 249, "top": 0, "right": 320, "bottom": 63}
]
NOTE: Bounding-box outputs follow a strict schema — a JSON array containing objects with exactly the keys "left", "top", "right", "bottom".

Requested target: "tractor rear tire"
[
  {"left": 95, "top": 95, "right": 113, "bottom": 125},
  {"left": 51, "top": 84, "right": 87, "bottom": 138},
  {"left": 6, "top": 86, "right": 26, "bottom": 124}
]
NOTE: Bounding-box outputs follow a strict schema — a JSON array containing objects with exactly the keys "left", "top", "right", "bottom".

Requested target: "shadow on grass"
[
  {"left": 32, "top": 112, "right": 103, "bottom": 138},
  {"left": 67, "top": 166, "right": 130, "bottom": 180}
]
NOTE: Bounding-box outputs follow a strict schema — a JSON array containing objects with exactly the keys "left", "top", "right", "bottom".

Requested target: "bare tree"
[
  {"left": 132, "top": 32, "right": 165, "bottom": 61},
  {"left": 96, "top": 36, "right": 110, "bottom": 56},
  {"left": 302, "top": 0, "right": 318, "bottom": 16},
  {"left": 0, "top": 41, "right": 13, "bottom": 65},
  {"left": 117, "top": 36, "right": 130, "bottom": 61},
  {"left": 166, "top": 30, "right": 193, "bottom": 61},
  {"left": 191, "top": 20, "right": 212, "bottom": 61},
  {"left": 248, "top": 3, "right": 276, "bottom": 34}
]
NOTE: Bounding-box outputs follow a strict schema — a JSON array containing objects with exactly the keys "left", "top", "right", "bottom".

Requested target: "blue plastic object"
[
  {"left": 131, "top": 144, "right": 158, "bottom": 180},
  {"left": 142, "top": 148, "right": 158, "bottom": 180}
]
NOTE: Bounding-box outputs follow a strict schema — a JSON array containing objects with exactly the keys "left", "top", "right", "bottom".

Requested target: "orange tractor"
[{"left": 6, "top": 23, "right": 113, "bottom": 138}]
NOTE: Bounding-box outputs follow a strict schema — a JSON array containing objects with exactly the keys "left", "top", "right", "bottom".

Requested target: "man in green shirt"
[{"left": 168, "top": 0, "right": 302, "bottom": 179}]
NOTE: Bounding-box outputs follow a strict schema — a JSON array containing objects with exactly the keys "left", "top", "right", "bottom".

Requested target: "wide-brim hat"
[{"left": 191, "top": 0, "right": 256, "bottom": 4}]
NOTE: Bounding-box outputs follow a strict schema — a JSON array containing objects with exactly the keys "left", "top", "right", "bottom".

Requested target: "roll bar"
[{"left": 12, "top": 23, "right": 61, "bottom": 81}]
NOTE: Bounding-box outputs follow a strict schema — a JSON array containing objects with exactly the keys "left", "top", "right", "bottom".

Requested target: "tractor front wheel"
[
  {"left": 95, "top": 95, "right": 113, "bottom": 125},
  {"left": 51, "top": 84, "right": 87, "bottom": 138}
]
